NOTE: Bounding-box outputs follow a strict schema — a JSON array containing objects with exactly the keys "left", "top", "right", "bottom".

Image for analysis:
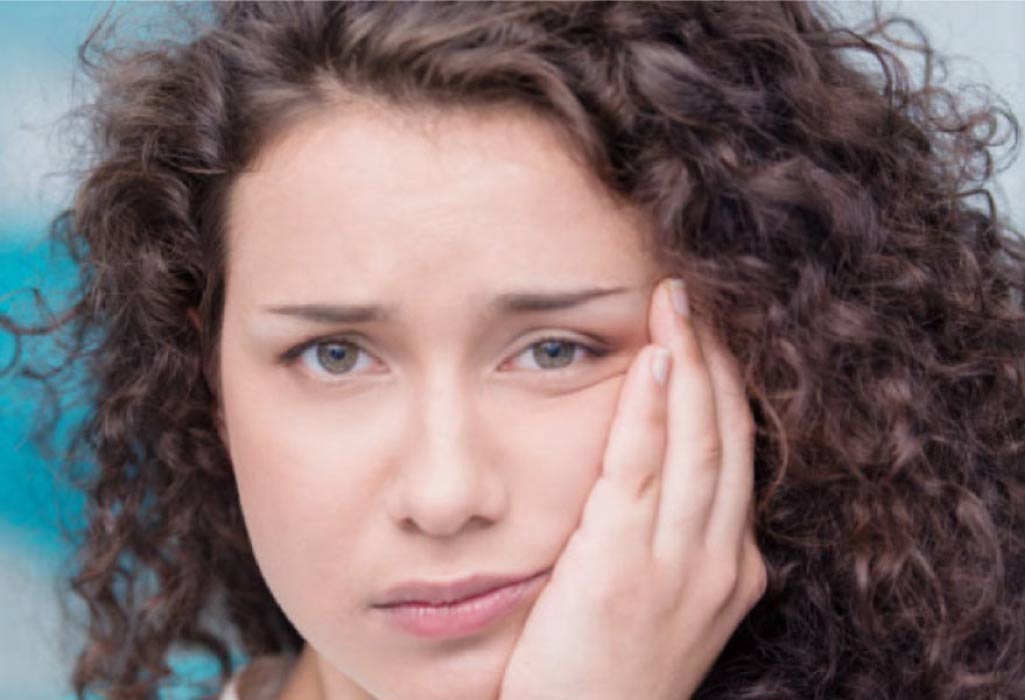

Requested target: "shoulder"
[
  {"left": 220, "top": 677, "right": 239, "bottom": 700},
  {"left": 220, "top": 654, "right": 298, "bottom": 700}
]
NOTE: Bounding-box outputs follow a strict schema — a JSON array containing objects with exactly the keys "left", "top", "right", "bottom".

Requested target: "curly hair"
[{"left": 4, "top": 1, "right": 1024, "bottom": 698}]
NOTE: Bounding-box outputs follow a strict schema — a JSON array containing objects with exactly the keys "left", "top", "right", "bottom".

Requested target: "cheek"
[
  {"left": 492, "top": 376, "right": 625, "bottom": 540},
  {"left": 219, "top": 337, "right": 627, "bottom": 627},
  {"left": 218, "top": 357, "right": 392, "bottom": 617}
]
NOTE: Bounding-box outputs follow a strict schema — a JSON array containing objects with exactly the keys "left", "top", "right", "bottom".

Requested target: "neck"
[{"left": 278, "top": 644, "right": 323, "bottom": 700}]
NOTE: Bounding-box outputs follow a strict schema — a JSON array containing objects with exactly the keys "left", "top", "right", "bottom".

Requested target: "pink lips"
[{"left": 373, "top": 569, "right": 550, "bottom": 639}]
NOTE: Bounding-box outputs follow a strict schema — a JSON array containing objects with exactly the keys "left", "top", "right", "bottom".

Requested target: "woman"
[{"left": 4, "top": 1, "right": 1024, "bottom": 699}]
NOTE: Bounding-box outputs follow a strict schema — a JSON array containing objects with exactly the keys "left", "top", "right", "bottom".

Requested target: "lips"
[{"left": 372, "top": 569, "right": 548, "bottom": 607}]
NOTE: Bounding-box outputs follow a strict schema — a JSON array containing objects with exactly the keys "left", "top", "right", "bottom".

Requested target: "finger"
[
  {"left": 728, "top": 528, "right": 767, "bottom": 616},
  {"left": 648, "top": 277, "right": 722, "bottom": 566},
  {"left": 693, "top": 321, "right": 757, "bottom": 550},
  {"left": 576, "top": 343, "right": 672, "bottom": 556},
  {"left": 700, "top": 531, "right": 767, "bottom": 663}
]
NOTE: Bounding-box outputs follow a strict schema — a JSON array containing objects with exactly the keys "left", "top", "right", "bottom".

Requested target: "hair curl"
[{"left": 4, "top": 1, "right": 1024, "bottom": 699}]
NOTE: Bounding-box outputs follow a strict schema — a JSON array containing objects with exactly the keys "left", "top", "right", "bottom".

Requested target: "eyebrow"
[{"left": 261, "top": 286, "right": 631, "bottom": 324}]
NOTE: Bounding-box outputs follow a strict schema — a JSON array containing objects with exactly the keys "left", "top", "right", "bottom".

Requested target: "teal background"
[
  {"left": 1, "top": 3, "right": 116, "bottom": 698},
  {"left": 1, "top": 3, "right": 231, "bottom": 699},
  {"left": 0, "top": 2, "right": 1021, "bottom": 699}
]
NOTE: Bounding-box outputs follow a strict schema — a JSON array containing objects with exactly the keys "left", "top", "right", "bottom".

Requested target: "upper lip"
[{"left": 372, "top": 569, "right": 548, "bottom": 607}]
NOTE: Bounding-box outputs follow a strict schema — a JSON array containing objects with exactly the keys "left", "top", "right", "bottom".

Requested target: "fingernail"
[
  {"left": 669, "top": 278, "right": 689, "bottom": 317},
  {"left": 650, "top": 346, "right": 672, "bottom": 386}
]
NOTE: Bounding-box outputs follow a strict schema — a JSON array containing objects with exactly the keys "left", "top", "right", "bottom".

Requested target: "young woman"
[{"left": 5, "top": 2, "right": 1024, "bottom": 699}]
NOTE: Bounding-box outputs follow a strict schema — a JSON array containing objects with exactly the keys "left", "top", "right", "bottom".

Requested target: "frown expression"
[{"left": 219, "top": 103, "right": 663, "bottom": 700}]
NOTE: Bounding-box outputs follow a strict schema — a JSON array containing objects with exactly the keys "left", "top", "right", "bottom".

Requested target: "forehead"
[{"left": 224, "top": 104, "right": 658, "bottom": 306}]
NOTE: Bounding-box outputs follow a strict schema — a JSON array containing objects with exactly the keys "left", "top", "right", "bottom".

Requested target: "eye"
[
  {"left": 290, "top": 338, "right": 376, "bottom": 379},
  {"left": 503, "top": 337, "right": 606, "bottom": 372},
  {"left": 281, "top": 334, "right": 608, "bottom": 382}
]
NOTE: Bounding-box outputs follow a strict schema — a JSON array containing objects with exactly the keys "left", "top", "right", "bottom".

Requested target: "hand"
[{"left": 497, "top": 277, "right": 766, "bottom": 700}]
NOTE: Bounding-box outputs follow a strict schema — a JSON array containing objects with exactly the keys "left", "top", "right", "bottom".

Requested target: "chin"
[{"left": 355, "top": 610, "right": 523, "bottom": 700}]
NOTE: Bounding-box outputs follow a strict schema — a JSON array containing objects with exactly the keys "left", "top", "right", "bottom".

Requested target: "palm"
[
  {"left": 499, "top": 531, "right": 626, "bottom": 699},
  {"left": 495, "top": 281, "right": 766, "bottom": 700}
]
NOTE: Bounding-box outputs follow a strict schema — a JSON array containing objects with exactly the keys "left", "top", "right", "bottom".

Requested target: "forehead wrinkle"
[{"left": 259, "top": 285, "right": 637, "bottom": 325}]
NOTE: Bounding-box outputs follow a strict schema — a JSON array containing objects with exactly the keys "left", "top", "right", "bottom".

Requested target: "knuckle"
[
  {"left": 698, "top": 558, "right": 740, "bottom": 609},
  {"left": 748, "top": 555, "right": 769, "bottom": 607},
  {"left": 591, "top": 573, "right": 648, "bottom": 621},
  {"left": 718, "top": 560, "right": 742, "bottom": 596},
  {"left": 642, "top": 402, "right": 667, "bottom": 431},
  {"left": 630, "top": 468, "right": 660, "bottom": 500},
  {"left": 725, "top": 400, "right": 756, "bottom": 441},
  {"left": 651, "top": 570, "right": 682, "bottom": 616},
  {"left": 694, "top": 432, "right": 723, "bottom": 463}
]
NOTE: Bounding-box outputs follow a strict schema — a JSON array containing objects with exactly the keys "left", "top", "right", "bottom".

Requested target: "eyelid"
[
  {"left": 277, "top": 332, "right": 381, "bottom": 382},
  {"left": 278, "top": 331, "right": 611, "bottom": 382},
  {"left": 501, "top": 335, "right": 608, "bottom": 373},
  {"left": 278, "top": 331, "right": 368, "bottom": 364}
]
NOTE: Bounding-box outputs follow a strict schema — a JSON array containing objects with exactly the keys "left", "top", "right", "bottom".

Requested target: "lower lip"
[{"left": 374, "top": 571, "right": 548, "bottom": 639}]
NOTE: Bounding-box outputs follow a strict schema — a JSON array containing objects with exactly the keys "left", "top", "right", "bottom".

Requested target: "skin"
[{"left": 217, "top": 102, "right": 763, "bottom": 700}]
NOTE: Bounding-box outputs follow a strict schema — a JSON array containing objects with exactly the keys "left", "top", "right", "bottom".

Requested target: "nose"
[{"left": 386, "top": 375, "right": 508, "bottom": 539}]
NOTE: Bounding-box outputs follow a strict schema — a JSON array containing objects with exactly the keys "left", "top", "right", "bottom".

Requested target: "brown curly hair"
[{"left": 4, "top": 1, "right": 1024, "bottom": 698}]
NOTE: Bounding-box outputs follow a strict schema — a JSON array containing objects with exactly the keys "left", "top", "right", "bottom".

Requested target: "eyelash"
[{"left": 279, "top": 334, "right": 610, "bottom": 382}]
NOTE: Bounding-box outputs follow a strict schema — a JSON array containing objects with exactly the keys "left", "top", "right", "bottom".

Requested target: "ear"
[
  {"left": 186, "top": 306, "right": 202, "bottom": 333},
  {"left": 187, "top": 307, "right": 230, "bottom": 448}
]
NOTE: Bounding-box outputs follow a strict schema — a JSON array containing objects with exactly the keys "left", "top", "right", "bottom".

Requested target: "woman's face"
[{"left": 219, "top": 103, "right": 664, "bottom": 700}]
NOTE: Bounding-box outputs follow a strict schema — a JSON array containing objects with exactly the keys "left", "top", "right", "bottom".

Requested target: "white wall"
[{"left": 829, "top": 0, "right": 1025, "bottom": 230}]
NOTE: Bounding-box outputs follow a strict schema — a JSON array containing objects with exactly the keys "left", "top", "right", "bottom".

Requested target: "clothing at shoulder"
[{"left": 220, "top": 654, "right": 298, "bottom": 700}]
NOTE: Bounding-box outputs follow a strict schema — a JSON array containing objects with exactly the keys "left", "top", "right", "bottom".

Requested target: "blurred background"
[{"left": 1, "top": 2, "right": 1022, "bottom": 699}]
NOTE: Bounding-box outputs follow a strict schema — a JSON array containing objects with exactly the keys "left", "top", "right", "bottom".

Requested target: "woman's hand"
[{"left": 497, "top": 277, "right": 766, "bottom": 700}]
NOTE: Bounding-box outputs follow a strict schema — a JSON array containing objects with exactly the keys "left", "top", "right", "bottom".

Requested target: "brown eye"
[{"left": 314, "top": 340, "right": 360, "bottom": 374}]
